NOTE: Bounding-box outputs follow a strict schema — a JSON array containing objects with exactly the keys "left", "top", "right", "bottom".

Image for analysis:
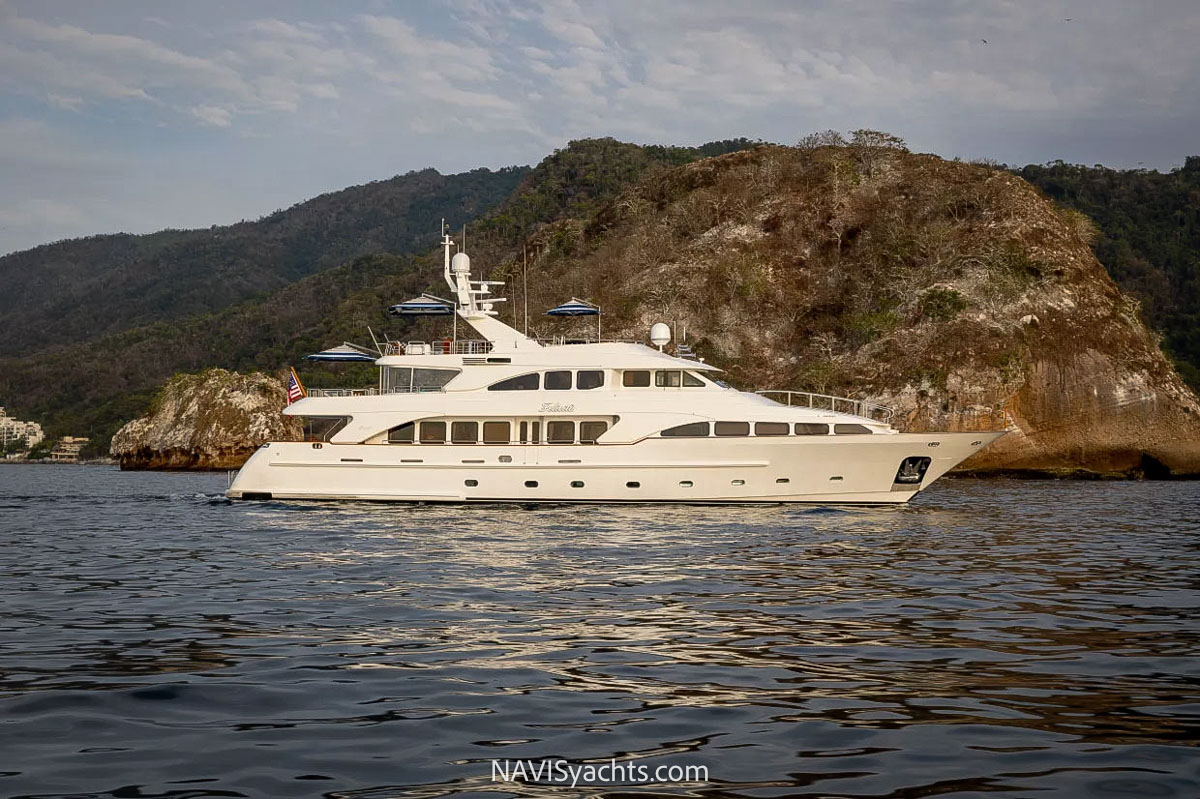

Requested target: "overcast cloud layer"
[{"left": 1, "top": 0, "right": 1197, "bottom": 255}]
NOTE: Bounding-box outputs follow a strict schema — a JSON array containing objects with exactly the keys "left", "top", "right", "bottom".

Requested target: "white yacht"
[{"left": 227, "top": 231, "right": 1003, "bottom": 504}]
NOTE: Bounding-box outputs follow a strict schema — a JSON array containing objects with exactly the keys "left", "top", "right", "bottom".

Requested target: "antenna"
[{"left": 523, "top": 245, "right": 529, "bottom": 336}]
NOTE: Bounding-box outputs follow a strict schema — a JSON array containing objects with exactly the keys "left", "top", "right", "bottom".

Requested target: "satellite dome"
[
  {"left": 650, "top": 322, "right": 671, "bottom": 348},
  {"left": 451, "top": 252, "right": 471, "bottom": 275}
]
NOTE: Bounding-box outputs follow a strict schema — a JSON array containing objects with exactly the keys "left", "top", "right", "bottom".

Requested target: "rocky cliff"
[
  {"left": 497, "top": 142, "right": 1200, "bottom": 476},
  {"left": 110, "top": 369, "right": 301, "bottom": 470}
]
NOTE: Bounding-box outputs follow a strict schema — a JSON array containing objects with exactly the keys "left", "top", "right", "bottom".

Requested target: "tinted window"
[
  {"left": 795, "top": 423, "right": 830, "bottom": 435},
  {"left": 384, "top": 367, "right": 412, "bottom": 393},
  {"left": 387, "top": 422, "right": 414, "bottom": 443},
  {"left": 451, "top": 421, "right": 478, "bottom": 443},
  {"left": 412, "top": 368, "right": 459, "bottom": 390},
  {"left": 579, "top": 421, "right": 608, "bottom": 443},
  {"left": 302, "top": 416, "right": 349, "bottom": 442},
  {"left": 577, "top": 370, "right": 604, "bottom": 390},
  {"left": 655, "top": 370, "right": 682, "bottom": 387},
  {"left": 488, "top": 373, "right": 539, "bottom": 391},
  {"left": 754, "top": 422, "right": 789, "bottom": 436},
  {"left": 661, "top": 422, "right": 710, "bottom": 437},
  {"left": 546, "top": 420, "right": 575, "bottom": 444},
  {"left": 835, "top": 423, "right": 873, "bottom": 434},
  {"left": 482, "top": 421, "right": 510, "bottom": 444},
  {"left": 682, "top": 372, "right": 705, "bottom": 387},
  {"left": 622, "top": 371, "right": 651, "bottom": 387},
  {"left": 518, "top": 421, "right": 541, "bottom": 444},
  {"left": 419, "top": 421, "right": 446, "bottom": 443},
  {"left": 714, "top": 421, "right": 751, "bottom": 437},
  {"left": 544, "top": 370, "right": 572, "bottom": 390}
]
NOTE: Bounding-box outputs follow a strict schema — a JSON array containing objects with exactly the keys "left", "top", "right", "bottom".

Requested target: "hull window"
[
  {"left": 517, "top": 421, "right": 541, "bottom": 444},
  {"left": 451, "top": 421, "right": 478, "bottom": 444},
  {"left": 483, "top": 421, "right": 510, "bottom": 444},
  {"left": 489, "top": 373, "right": 539, "bottom": 391},
  {"left": 524, "top": 480, "right": 538, "bottom": 488},
  {"left": 545, "top": 371, "right": 572, "bottom": 390},
  {"left": 465, "top": 479, "right": 478, "bottom": 487},
  {"left": 626, "top": 481, "right": 640, "bottom": 488},
  {"left": 577, "top": 370, "right": 605, "bottom": 390},
  {"left": 570, "top": 481, "right": 585, "bottom": 488},
  {"left": 835, "top": 424, "right": 873, "bottom": 435},
  {"left": 795, "top": 423, "right": 830, "bottom": 435},
  {"left": 679, "top": 480, "right": 693, "bottom": 488},
  {"left": 547, "top": 420, "right": 575, "bottom": 444},
  {"left": 579, "top": 421, "right": 608, "bottom": 443},
  {"left": 419, "top": 421, "right": 447, "bottom": 444},
  {"left": 387, "top": 423, "right": 415, "bottom": 444},
  {"left": 714, "top": 421, "right": 751, "bottom": 437},
  {"left": 622, "top": 370, "right": 651, "bottom": 387},
  {"left": 754, "top": 422, "right": 789, "bottom": 436},
  {"left": 661, "top": 422, "right": 710, "bottom": 437}
]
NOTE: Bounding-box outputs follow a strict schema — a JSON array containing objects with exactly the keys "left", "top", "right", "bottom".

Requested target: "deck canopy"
[
  {"left": 545, "top": 298, "right": 599, "bottom": 316},
  {"left": 305, "top": 343, "right": 378, "bottom": 363},
  {"left": 389, "top": 295, "right": 454, "bottom": 316}
]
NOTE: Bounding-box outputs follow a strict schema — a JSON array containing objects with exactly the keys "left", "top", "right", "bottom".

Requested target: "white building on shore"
[{"left": 0, "top": 407, "right": 44, "bottom": 449}]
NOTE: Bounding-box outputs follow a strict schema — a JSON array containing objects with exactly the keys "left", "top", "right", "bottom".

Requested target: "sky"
[{"left": 1, "top": 0, "right": 1198, "bottom": 256}]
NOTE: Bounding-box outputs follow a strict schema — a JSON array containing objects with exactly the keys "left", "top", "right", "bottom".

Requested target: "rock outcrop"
[
  {"left": 498, "top": 143, "right": 1200, "bottom": 476},
  {"left": 110, "top": 369, "right": 301, "bottom": 470}
]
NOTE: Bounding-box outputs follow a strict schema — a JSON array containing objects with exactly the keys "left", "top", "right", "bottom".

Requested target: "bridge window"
[
  {"left": 488, "top": 373, "right": 539, "bottom": 391},
  {"left": 482, "top": 421, "right": 510, "bottom": 444},
  {"left": 683, "top": 372, "right": 705, "bottom": 387},
  {"left": 622, "top": 370, "right": 651, "bottom": 387},
  {"left": 714, "top": 421, "right": 751, "bottom": 437},
  {"left": 835, "top": 424, "right": 873, "bottom": 435},
  {"left": 302, "top": 416, "right": 349, "bottom": 442},
  {"left": 754, "top": 422, "right": 789, "bottom": 436},
  {"left": 655, "top": 370, "right": 682, "bottom": 387},
  {"left": 661, "top": 422, "right": 710, "bottom": 437},
  {"left": 579, "top": 421, "right": 608, "bottom": 443},
  {"left": 387, "top": 422, "right": 414, "bottom": 443},
  {"left": 547, "top": 420, "right": 575, "bottom": 444},
  {"left": 451, "top": 421, "right": 478, "bottom": 444},
  {"left": 419, "top": 421, "right": 446, "bottom": 443},
  {"left": 413, "top": 368, "right": 459, "bottom": 391},
  {"left": 795, "top": 423, "right": 830, "bottom": 435},
  {"left": 544, "top": 370, "right": 572, "bottom": 390},
  {"left": 577, "top": 370, "right": 604, "bottom": 390}
]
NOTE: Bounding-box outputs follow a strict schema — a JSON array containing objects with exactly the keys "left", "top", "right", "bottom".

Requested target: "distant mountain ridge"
[{"left": 0, "top": 165, "right": 529, "bottom": 353}]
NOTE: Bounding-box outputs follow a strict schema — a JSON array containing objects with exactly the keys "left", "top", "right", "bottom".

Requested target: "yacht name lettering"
[{"left": 539, "top": 402, "right": 575, "bottom": 413}]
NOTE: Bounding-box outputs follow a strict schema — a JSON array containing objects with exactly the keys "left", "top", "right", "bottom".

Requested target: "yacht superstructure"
[{"left": 227, "top": 230, "right": 1003, "bottom": 503}]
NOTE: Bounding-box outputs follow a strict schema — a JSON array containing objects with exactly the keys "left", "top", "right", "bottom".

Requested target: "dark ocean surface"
[{"left": 0, "top": 464, "right": 1197, "bottom": 798}]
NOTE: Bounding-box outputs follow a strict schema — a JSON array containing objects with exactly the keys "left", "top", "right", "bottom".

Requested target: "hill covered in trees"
[
  {"left": 1016, "top": 158, "right": 1200, "bottom": 388},
  {"left": 0, "top": 138, "right": 760, "bottom": 454},
  {"left": 0, "top": 166, "right": 529, "bottom": 354}
]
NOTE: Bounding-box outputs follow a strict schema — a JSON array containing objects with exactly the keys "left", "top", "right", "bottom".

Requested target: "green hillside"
[
  {"left": 0, "top": 138, "right": 760, "bottom": 455},
  {"left": 1017, "top": 157, "right": 1200, "bottom": 388},
  {"left": 0, "top": 166, "right": 528, "bottom": 354}
]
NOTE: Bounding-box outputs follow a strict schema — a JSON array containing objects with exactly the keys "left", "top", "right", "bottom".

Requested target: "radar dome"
[
  {"left": 650, "top": 322, "right": 671, "bottom": 348},
  {"left": 451, "top": 252, "right": 471, "bottom": 275}
]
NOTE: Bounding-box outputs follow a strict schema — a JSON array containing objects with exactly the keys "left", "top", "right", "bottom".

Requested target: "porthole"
[
  {"left": 499, "top": 455, "right": 513, "bottom": 463},
  {"left": 776, "top": 478, "right": 790, "bottom": 484},
  {"left": 570, "top": 480, "right": 585, "bottom": 488},
  {"left": 525, "top": 480, "right": 538, "bottom": 488},
  {"left": 626, "top": 481, "right": 640, "bottom": 488},
  {"left": 465, "top": 479, "right": 478, "bottom": 487},
  {"left": 731, "top": 479, "right": 745, "bottom": 486},
  {"left": 679, "top": 480, "right": 693, "bottom": 488}
]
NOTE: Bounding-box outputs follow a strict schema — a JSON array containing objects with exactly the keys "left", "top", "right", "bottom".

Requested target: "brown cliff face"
[
  {"left": 110, "top": 369, "right": 301, "bottom": 470},
  {"left": 495, "top": 144, "right": 1200, "bottom": 476}
]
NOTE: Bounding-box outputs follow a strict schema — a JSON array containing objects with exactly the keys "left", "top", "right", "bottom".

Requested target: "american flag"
[{"left": 286, "top": 367, "right": 306, "bottom": 404}]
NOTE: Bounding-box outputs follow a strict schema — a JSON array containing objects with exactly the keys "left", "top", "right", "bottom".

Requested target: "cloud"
[
  {"left": 46, "top": 93, "right": 85, "bottom": 112},
  {"left": 189, "top": 105, "right": 232, "bottom": 127}
]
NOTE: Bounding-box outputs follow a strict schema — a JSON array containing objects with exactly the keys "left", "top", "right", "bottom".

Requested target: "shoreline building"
[
  {"left": 0, "top": 407, "right": 45, "bottom": 450},
  {"left": 50, "top": 436, "right": 90, "bottom": 463}
]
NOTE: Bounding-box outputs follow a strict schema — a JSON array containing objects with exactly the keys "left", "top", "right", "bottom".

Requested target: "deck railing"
[
  {"left": 306, "top": 386, "right": 446, "bottom": 398},
  {"left": 756, "top": 390, "right": 894, "bottom": 423}
]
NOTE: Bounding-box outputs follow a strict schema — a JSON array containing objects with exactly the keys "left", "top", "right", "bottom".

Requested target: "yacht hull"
[{"left": 226, "top": 432, "right": 1002, "bottom": 504}]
